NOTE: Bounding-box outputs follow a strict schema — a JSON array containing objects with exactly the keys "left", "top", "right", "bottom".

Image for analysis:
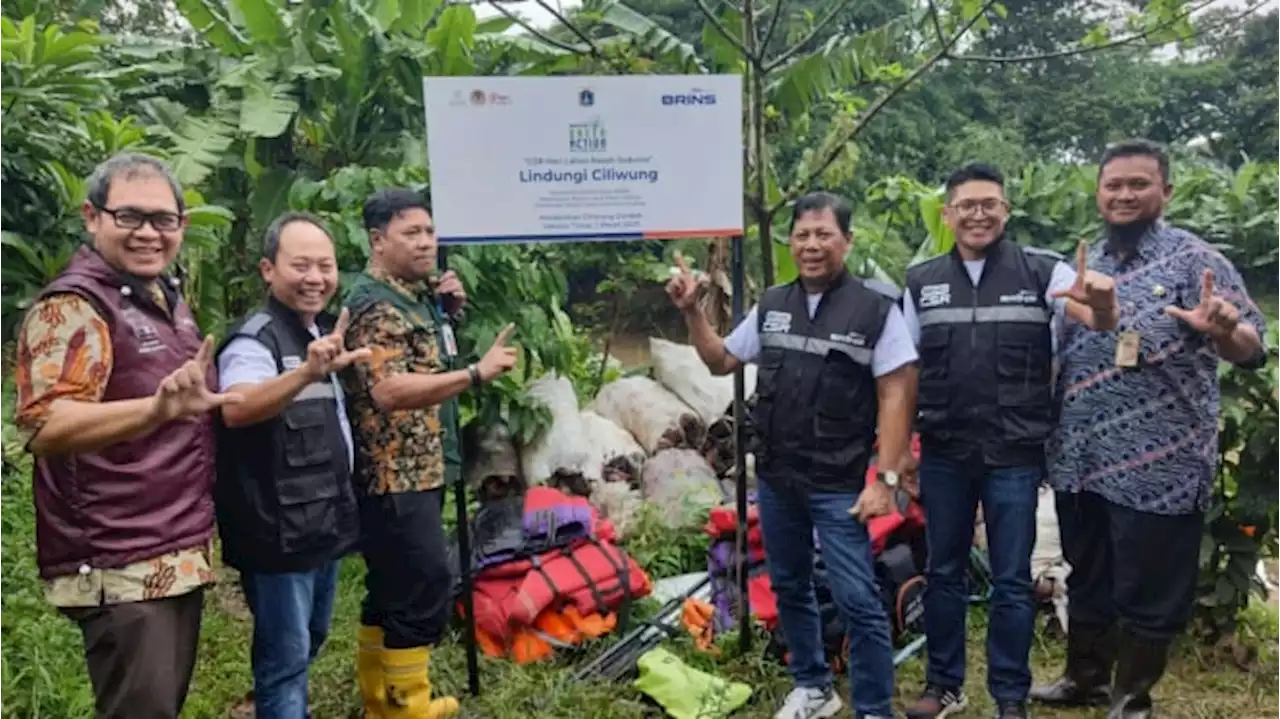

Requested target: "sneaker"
[
  {"left": 774, "top": 686, "right": 843, "bottom": 719},
  {"left": 905, "top": 684, "right": 968, "bottom": 718},
  {"left": 995, "top": 700, "right": 1029, "bottom": 719}
]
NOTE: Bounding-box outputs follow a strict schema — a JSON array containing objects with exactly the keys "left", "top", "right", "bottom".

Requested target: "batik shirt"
[
  {"left": 341, "top": 267, "right": 453, "bottom": 494},
  {"left": 1048, "top": 222, "right": 1268, "bottom": 515},
  {"left": 14, "top": 290, "right": 215, "bottom": 607}
]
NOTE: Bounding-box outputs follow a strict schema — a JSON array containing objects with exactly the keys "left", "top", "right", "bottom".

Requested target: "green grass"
[{"left": 4, "top": 448, "right": 1278, "bottom": 719}]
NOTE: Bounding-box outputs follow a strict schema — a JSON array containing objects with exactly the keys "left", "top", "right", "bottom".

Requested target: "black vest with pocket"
[
  {"left": 750, "top": 271, "right": 899, "bottom": 491},
  {"left": 215, "top": 297, "right": 359, "bottom": 574},
  {"left": 905, "top": 238, "right": 1058, "bottom": 468}
]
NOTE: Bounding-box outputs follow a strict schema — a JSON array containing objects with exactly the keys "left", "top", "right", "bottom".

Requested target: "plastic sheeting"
[
  {"left": 649, "top": 338, "right": 757, "bottom": 424},
  {"left": 590, "top": 376, "right": 706, "bottom": 455}
]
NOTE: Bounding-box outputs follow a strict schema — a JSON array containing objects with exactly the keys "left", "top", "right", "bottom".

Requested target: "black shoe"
[
  {"left": 1030, "top": 622, "right": 1115, "bottom": 707},
  {"left": 1107, "top": 629, "right": 1171, "bottom": 719},
  {"left": 995, "top": 701, "right": 1029, "bottom": 719}
]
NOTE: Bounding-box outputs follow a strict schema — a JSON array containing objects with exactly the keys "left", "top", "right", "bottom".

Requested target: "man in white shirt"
[
  {"left": 214, "top": 212, "right": 370, "bottom": 719},
  {"left": 900, "top": 164, "right": 1118, "bottom": 719},
  {"left": 669, "top": 191, "right": 918, "bottom": 719}
]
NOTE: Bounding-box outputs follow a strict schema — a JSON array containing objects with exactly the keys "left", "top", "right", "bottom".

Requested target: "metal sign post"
[
  {"left": 729, "top": 234, "right": 751, "bottom": 653},
  {"left": 438, "top": 244, "right": 482, "bottom": 697}
]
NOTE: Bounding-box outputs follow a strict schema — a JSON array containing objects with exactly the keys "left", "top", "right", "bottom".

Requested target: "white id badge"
[{"left": 441, "top": 322, "right": 458, "bottom": 358}]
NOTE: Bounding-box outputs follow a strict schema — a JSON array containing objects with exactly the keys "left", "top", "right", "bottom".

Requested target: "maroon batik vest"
[{"left": 32, "top": 246, "right": 216, "bottom": 579}]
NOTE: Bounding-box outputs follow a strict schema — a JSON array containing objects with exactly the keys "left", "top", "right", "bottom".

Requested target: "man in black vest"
[
  {"left": 216, "top": 212, "right": 370, "bottom": 719},
  {"left": 668, "top": 192, "right": 918, "bottom": 719},
  {"left": 901, "top": 164, "right": 1119, "bottom": 719}
]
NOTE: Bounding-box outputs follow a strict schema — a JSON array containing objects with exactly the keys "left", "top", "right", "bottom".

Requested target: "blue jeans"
[
  {"left": 919, "top": 454, "right": 1038, "bottom": 702},
  {"left": 757, "top": 477, "right": 895, "bottom": 718},
  {"left": 241, "top": 562, "right": 340, "bottom": 719}
]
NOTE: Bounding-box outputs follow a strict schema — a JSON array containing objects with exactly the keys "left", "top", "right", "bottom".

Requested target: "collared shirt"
[
  {"left": 15, "top": 290, "right": 214, "bottom": 608},
  {"left": 341, "top": 266, "right": 450, "bottom": 494},
  {"left": 1048, "top": 222, "right": 1268, "bottom": 515},
  {"left": 218, "top": 325, "right": 355, "bottom": 471}
]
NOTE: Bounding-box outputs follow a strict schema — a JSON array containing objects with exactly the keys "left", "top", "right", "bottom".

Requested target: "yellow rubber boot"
[
  {"left": 382, "top": 646, "right": 460, "bottom": 719},
  {"left": 357, "top": 625, "right": 387, "bottom": 719}
]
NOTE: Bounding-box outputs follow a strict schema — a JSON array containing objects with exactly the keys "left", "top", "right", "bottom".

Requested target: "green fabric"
[
  {"left": 344, "top": 271, "right": 462, "bottom": 483},
  {"left": 632, "top": 647, "right": 752, "bottom": 719}
]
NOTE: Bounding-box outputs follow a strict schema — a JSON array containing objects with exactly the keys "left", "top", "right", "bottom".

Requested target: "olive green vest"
[{"left": 344, "top": 271, "right": 462, "bottom": 485}]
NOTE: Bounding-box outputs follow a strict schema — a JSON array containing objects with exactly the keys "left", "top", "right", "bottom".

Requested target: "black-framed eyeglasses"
[
  {"left": 948, "top": 198, "right": 1010, "bottom": 217},
  {"left": 94, "top": 205, "right": 185, "bottom": 232}
]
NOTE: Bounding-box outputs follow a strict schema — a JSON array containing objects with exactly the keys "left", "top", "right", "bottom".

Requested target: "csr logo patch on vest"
[
  {"left": 750, "top": 271, "right": 900, "bottom": 491},
  {"left": 906, "top": 239, "right": 1060, "bottom": 467}
]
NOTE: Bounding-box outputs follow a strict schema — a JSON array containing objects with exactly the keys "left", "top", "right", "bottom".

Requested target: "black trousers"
[
  {"left": 61, "top": 589, "right": 204, "bottom": 719},
  {"left": 1055, "top": 490, "right": 1202, "bottom": 640},
  {"left": 359, "top": 489, "right": 454, "bottom": 649}
]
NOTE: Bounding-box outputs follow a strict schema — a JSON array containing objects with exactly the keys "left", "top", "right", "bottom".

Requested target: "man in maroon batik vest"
[{"left": 14, "top": 153, "right": 242, "bottom": 719}]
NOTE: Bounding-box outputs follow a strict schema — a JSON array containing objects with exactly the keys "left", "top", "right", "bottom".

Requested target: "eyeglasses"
[
  {"left": 949, "top": 199, "right": 1009, "bottom": 217},
  {"left": 95, "top": 205, "right": 185, "bottom": 232}
]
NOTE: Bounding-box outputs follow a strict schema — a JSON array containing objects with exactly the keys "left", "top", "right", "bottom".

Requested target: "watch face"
[{"left": 880, "top": 470, "right": 900, "bottom": 487}]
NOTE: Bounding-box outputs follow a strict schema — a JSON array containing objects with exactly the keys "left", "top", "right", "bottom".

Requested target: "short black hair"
[
  {"left": 790, "top": 191, "right": 852, "bottom": 235},
  {"left": 1098, "top": 139, "right": 1171, "bottom": 184},
  {"left": 363, "top": 188, "right": 431, "bottom": 232},
  {"left": 944, "top": 163, "right": 1005, "bottom": 200},
  {"left": 262, "top": 211, "right": 331, "bottom": 261},
  {"left": 86, "top": 153, "right": 186, "bottom": 214}
]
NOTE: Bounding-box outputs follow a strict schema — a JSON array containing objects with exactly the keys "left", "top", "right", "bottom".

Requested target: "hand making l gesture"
[
  {"left": 476, "top": 323, "right": 519, "bottom": 382},
  {"left": 1051, "top": 240, "right": 1117, "bottom": 312},
  {"left": 1165, "top": 269, "right": 1240, "bottom": 340},
  {"left": 153, "top": 336, "right": 244, "bottom": 422},
  {"left": 304, "top": 308, "right": 373, "bottom": 381},
  {"left": 665, "top": 251, "right": 709, "bottom": 312}
]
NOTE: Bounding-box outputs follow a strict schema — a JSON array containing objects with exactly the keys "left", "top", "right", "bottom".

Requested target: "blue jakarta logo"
[
  {"left": 661, "top": 88, "right": 717, "bottom": 106},
  {"left": 569, "top": 119, "right": 606, "bottom": 153},
  {"left": 579, "top": 88, "right": 595, "bottom": 107}
]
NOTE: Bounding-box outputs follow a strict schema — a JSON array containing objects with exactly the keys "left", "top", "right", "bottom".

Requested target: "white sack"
[
  {"left": 590, "top": 376, "right": 703, "bottom": 454},
  {"left": 590, "top": 480, "right": 646, "bottom": 540},
  {"left": 649, "top": 338, "right": 758, "bottom": 423},
  {"left": 578, "top": 410, "right": 645, "bottom": 482},
  {"left": 641, "top": 448, "right": 724, "bottom": 530},
  {"left": 1031, "top": 485, "right": 1065, "bottom": 579},
  {"left": 520, "top": 374, "right": 592, "bottom": 483}
]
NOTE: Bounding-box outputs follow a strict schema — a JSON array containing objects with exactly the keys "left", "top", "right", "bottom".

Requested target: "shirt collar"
[{"left": 366, "top": 264, "right": 433, "bottom": 303}]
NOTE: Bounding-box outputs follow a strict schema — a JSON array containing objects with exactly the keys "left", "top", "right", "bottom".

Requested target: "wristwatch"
[
  {"left": 467, "top": 364, "right": 482, "bottom": 387},
  {"left": 879, "top": 470, "right": 900, "bottom": 488}
]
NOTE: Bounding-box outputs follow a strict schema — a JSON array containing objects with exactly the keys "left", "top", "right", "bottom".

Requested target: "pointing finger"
[
  {"left": 673, "top": 251, "right": 692, "bottom": 276},
  {"left": 333, "top": 307, "right": 350, "bottom": 338},
  {"left": 195, "top": 335, "right": 215, "bottom": 368},
  {"left": 494, "top": 322, "right": 516, "bottom": 346},
  {"left": 1075, "top": 240, "right": 1088, "bottom": 277},
  {"left": 1200, "top": 269, "right": 1216, "bottom": 305}
]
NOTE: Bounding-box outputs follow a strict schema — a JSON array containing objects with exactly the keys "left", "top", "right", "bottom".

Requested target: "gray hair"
[
  {"left": 85, "top": 153, "right": 186, "bottom": 213},
  {"left": 262, "top": 211, "right": 332, "bottom": 262}
]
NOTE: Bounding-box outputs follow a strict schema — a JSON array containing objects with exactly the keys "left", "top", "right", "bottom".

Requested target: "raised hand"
[
  {"left": 304, "top": 308, "right": 373, "bottom": 381},
  {"left": 1052, "top": 240, "right": 1116, "bottom": 311},
  {"left": 153, "top": 336, "right": 244, "bottom": 422},
  {"left": 436, "top": 270, "right": 467, "bottom": 315},
  {"left": 665, "top": 251, "right": 709, "bottom": 311},
  {"left": 1165, "top": 269, "right": 1240, "bottom": 340},
  {"left": 476, "top": 323, "right": 519, "bottom": 382}
]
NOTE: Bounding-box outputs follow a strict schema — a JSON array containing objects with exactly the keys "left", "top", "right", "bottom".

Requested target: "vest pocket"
[
  {"left": 813, "top": 352, "right": 862, "bottom": 439},
  {"left": 916, "top": 329, "right": 950, "bottom": 409},
  {"left": 994, "top": 340, "right": 1051, "bottom": 407},
  {"left": 283, "top": 403, "right": 335, "bottom": 468},
  {"left": 276, "top": 473, "right": 341, "bottom": 555}
]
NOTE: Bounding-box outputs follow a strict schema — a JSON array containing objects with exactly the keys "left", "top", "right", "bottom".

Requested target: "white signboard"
[{"left": 423, "top": 75, "right": 744, "bottom": 245}]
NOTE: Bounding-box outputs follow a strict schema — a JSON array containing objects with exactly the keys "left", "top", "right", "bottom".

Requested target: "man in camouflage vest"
[{"left": 341, "top": 188, "right": 517, "bottom": 719}]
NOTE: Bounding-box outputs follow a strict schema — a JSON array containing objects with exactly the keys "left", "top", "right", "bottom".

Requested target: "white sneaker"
[{"left": 774, "top": 686, "right": 844, "bottom": 719}]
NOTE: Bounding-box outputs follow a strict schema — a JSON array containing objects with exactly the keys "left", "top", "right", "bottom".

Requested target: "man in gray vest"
[
  {"left": 215, "top": 212, "right": 370, "bottom": 719},
  {"left": 901, "top": 163, "right": 1119, "bottom": 719},
  {"left": 668, "top": 191, "right": 918, "bottom": 719}
]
